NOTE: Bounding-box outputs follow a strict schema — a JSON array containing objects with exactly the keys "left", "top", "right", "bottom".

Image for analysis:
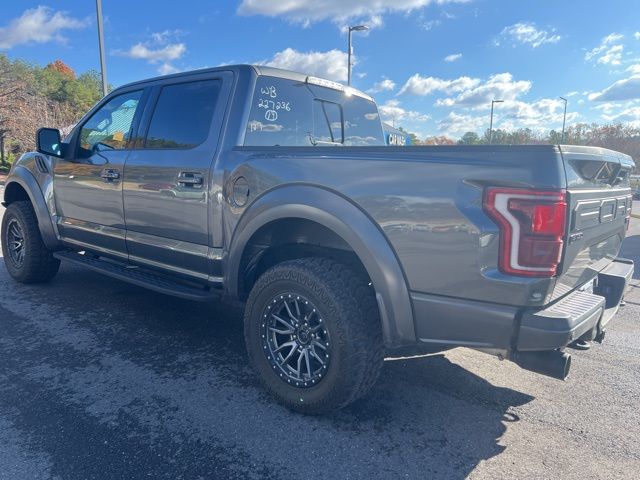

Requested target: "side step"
[{"left": 54, "top": 250, "right": 220, "bottom": 302}]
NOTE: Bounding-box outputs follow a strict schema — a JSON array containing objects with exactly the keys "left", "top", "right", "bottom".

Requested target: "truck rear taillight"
[{"left": 483, "top": 188, "right": 567, "bottom": 277}]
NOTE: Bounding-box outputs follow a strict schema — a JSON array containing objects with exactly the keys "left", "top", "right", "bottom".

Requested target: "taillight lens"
[{"left": 483, "top": 188, "right": 567, "bottom": 277}]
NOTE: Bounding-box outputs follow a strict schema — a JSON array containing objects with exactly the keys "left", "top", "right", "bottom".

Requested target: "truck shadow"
[{"left": 0, "top": 263, "right": 534, "bottom": 480}]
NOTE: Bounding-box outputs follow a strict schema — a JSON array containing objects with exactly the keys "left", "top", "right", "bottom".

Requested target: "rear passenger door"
[{"left": 123, "top": 72, "right": 231, "bottom": 281}]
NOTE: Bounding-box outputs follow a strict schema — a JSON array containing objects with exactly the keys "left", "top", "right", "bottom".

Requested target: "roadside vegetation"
[{"left": 0, "top": 54, "right": 102, "bottom": 171}]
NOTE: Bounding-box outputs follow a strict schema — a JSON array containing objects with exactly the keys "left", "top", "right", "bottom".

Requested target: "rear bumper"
[
  {"left": 517, "top": 257, "right": 633, "bottom": 351},
  {"left": 410, "top": 257, "right": 634, "bottom": 352}
]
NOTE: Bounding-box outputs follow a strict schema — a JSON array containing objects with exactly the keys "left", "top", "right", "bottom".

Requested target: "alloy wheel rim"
[
  {"left": 261, "top": 293, "right": 331, "bottom": 388},
  {"left": 6, "top": 219, "right": 25, "bottom": 268}
]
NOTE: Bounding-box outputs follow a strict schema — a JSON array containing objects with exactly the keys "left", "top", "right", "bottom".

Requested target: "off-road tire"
[
  {"left": 1, "top": 201, "right": 60, "bottom": 283},
  {"left": 244, "top": 258, "right": 384, "bottom": 414}
]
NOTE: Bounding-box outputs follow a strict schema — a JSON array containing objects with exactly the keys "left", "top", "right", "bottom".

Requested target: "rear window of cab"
[{"left": 244, "top": 76, "right": 384, "bottom": 147}]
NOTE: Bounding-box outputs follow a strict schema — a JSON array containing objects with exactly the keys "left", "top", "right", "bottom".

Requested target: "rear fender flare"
[{"left": 226, "top": 184, "right": 416, "bottom": 347}]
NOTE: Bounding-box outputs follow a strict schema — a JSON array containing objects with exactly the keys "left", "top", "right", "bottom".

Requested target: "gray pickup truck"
[{"left": 2, "top": 65, "right": 635, "bottom": 413}]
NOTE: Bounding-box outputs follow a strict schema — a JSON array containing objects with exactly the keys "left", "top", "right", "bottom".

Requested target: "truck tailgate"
[{"left": 554, "top": 145, "right": 634, "bottom": 297}]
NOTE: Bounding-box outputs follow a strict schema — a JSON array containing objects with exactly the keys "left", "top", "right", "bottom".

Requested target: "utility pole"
[
  {"left": 489, "top": 99, "right": 504, "bottom": 144},
  {"left": 347, "top": 25, "right": 368, "bottom": 86},
  {"left": 96, "top": 0, "right": 108, "bottom": 96},
  {"left": 559, "top": 96, "right": 567, "bottom": 143}
]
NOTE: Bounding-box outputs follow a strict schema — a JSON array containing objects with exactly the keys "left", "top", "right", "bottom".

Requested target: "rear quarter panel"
[{"left": 221, "top": 145, "right": 568, "bottom": 308}]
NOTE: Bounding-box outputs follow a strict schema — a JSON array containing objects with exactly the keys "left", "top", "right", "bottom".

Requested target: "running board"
[{"left": 54, "top": 250, "right": 220, "bottom": 302}]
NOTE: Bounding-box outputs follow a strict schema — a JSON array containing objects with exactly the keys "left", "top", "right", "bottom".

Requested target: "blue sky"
[{"left": 2, "top": 0, "right": 640, "bottom": 139}]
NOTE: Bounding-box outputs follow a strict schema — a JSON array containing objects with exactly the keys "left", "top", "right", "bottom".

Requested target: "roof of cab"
[{"left": 112, "top": 64, "right": 369, "bottom": 98}]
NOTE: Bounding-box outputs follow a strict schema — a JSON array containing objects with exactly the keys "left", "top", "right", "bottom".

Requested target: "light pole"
[
  {"left": 559, "top": 96, "right": 567, "bottom": 143},
  {"left": 96, "top": 0, "right": 108, "bottom": 96},
  {"left": 489, "top": 99, "right": 504, "bottom": 144},
  {"left": 347, "top": 25, "right": 368, "bottom": 86}
]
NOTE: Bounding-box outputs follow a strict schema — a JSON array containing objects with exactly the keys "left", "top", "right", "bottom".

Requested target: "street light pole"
[
  {"left": 559, "top": 96, "right": 568, "bottom": 143},
  {"left": 489, "top": 99, "right": 503, "bottom": 144},
  {"left": 96, "top": 0, "right": 108, "bottom": 96},
  {"left": 347, "top": 25, "right": 368, "bottom": 86}
]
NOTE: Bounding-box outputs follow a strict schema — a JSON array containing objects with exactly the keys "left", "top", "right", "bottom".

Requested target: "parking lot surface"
[{"left": 1, "top": 183, "right": 639, "bottom": 479}]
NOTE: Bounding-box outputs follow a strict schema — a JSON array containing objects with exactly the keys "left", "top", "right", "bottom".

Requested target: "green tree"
[{"left": 458, "top": 132, "right": 482, "bottom": 145}]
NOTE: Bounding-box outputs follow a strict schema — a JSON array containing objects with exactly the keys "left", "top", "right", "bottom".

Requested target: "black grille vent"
[{"left": 35, "top": 155, "right": 49, "bottom": 174}]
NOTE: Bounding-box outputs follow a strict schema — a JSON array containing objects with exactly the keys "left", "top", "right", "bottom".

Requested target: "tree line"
[
  {"left": 0, "top": 54, "right": 103, "bottom": 168},
  {"left": 408, "top": 124, "right": 640, "bottom": 163}
]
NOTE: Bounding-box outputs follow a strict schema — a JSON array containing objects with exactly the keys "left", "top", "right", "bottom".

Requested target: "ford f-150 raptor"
[{"left": 2, "top": 65, "right": 635, "bottom": 413}]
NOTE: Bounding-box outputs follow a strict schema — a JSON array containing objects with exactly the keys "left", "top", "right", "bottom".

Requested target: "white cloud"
[
  {"left": 444, "top": 53, "right": 462, "bottom": 62},
  {"left": 498, "top": 98, "right": 577, "bottom": 129},
  {"left": 434, "top": 73, "right": 531, "bottom": 108},
  {"left": 600, "top": 105, "right": 640, "bottom": 126},
  {"left": 158, "top": 63, "right": 180, "bottom": 75},
  {"left": 398, "top": 74, "right": 480, "bottom": 96},
  {"left": 121, "top": 43, "right": 187, "bottom": 63},
  {"left": 238, "top": 0, "right": 471, "bottom": 26},
  {"left": 438, "top": 97, "right": 577, "bottom": 137},
  {"left": 378, "top": 99, "right": 429, "bottom": 124},
  {"left": 635, "top": 32, "right": 640, "bottom": 40},
  {"left": 498, "top": 22, "right": 562, "bottom": 48},
  {"left": 438, "top": 112, "right": 486, "bottom": 135},
  {"left": 114, "top": 31, "right": 187, "bottom": 74},
  {"left": 627, "top": 64, "right": 640, "bottom": 75},
  {"left": 585, "top": 33, "right": 624, "bottom": 65},
  {"left": 0, "top": 6, "right": 88, "bottom": 49},
  {"left": 260, "top": 48, "right": 348, "bottom": 82},
  {"left": 588, "top": 75, "right": 640, "bottom": 102},
  {"left": 367, "top": 78, "right": 396, "bottom": 93},
  {"left": 149, "top": 29, "right": 184, "bottom": 45}
]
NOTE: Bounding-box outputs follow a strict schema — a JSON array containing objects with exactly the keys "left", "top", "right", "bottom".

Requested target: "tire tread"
[{"left": 1, "top": 201, "right": 60, "bottom": 283}]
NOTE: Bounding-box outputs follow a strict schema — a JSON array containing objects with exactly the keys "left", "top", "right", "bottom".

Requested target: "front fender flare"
[
  {"left": 226, "top": 184, "right": 416, "bottom": 347},
  {"left": 3, "top": 166, "right": 59, "bottom": 250}
]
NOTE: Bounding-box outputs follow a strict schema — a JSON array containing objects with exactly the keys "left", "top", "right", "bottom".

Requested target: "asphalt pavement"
[{"left": 0, "top": 184, "right": 639, "bottom": 479}]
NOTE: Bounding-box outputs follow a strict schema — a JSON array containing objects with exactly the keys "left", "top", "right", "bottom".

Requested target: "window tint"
[
  {"left": 312, "top": 100, "right": 343, "bottom": 145},
  {"left": 145, "top": 80, "right": 221, "bottom": 149},
  {"left": 342, "top": 96, "right": 384, "bottom": 146},
  {"left": 79, "top": 90, "right": 142, "bottom": 152},
  {"left": 244, "top": 76, "right": 384, "bottom": 147},
  {"left": 245, "top": 77, "right": 313, "bottom": 146}
]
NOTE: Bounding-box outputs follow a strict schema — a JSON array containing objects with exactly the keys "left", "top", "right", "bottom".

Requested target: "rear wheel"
[
  {"left": 1, "top": 201, "right": 60, "bottom": 283},
  {"left": 244, "top": 258, "right": 383, "bottom": 414}
]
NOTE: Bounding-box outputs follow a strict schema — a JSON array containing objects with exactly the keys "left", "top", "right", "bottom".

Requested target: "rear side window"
[
  {"left": 145, "top": 79, "right": 221, "bottom": 149},
  {"left": 312, "top": 100, "right": 343, "bottom": 145}
]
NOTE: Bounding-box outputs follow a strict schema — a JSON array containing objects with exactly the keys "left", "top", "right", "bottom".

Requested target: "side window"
[
  {"left": 145, "top": 79, "right": 221, "bottom": 149},
  {"left": 342, "top": 97, "right": 385, "bottom": 146},
  {"left": 245, "top": 77, "right": 314, "bottom": 146},
  {"left": 79, "top": 90, "right": 143, "bottom": 152},
  {"left": 312, "top": 100, "right": 343, "bottom": 144}
]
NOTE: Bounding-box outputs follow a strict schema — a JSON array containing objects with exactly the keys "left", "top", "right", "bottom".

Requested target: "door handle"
[
  {"left": 177, "top": 172, "right": 204, "bottom": 188},
  {"left": 101, "top": 168, "right": 120, "bottom": 181}
]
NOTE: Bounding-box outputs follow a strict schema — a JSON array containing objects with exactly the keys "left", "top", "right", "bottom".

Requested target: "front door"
[
  {"left": 123, "top": 75, "right": 227, "bottom": 280},
  {"left": 54, "top": 89, "right": 146, "bottom": 259}
]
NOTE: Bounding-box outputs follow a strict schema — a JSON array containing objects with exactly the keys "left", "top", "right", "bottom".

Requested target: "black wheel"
[
  {"left": 1, "top": 201, "right": 60, "bottom": 283},
  {"left": 244, "top": 258, "right": 384, "bottom": 414}
]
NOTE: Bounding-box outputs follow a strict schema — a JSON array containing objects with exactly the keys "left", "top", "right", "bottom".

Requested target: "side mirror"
[{"left": 36, "top": 128, "right": 63, "bottom": 157}]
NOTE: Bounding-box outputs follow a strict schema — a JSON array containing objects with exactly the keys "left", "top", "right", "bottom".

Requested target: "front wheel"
[
  {"left": 1, "top": 201, "right": 60, "bottom": 283},
  {"left": 244, "top": 258, "right": 383, "bottom": 414}
]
